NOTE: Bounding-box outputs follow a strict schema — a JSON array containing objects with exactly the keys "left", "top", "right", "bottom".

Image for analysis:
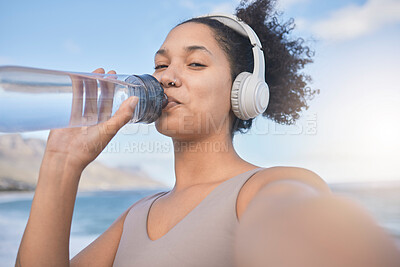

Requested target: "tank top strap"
[
  {"left": 221, "top": 167, "right": 265, "bottom": 196},
  {"left": 202, "top": 167, "right": 265, "bottom": 223},
  {"left": 119, "top": 191, "right": 168, "bottom": 248}
]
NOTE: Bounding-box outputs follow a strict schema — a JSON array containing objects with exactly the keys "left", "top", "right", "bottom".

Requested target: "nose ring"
[{"left": 169, "top": 79, "right": 177, "bottom": 86}]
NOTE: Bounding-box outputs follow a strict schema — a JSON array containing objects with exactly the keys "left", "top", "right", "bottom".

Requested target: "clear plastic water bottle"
[{"left": 0, "top": 66, "right": 168, "bottom": 132}]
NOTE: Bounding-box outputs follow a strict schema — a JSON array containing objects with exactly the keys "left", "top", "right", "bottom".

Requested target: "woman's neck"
[{"left": 171, "top": 133, "right": 255, "bottom": 192}]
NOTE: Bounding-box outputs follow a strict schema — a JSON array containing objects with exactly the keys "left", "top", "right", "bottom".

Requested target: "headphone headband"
[{"left": 197, "top": 13, "right": 262, "bottom": 47}]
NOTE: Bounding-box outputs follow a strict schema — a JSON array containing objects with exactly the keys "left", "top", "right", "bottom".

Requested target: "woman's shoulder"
[
  {"left": 237, "top": 166, "right": 330, "bottom": 220},
  {"left": 131, "top": 191, "right": 167, "bottom": 210},
  {"left": 254, "top": 166, "right": 330, "bottom": 192}
]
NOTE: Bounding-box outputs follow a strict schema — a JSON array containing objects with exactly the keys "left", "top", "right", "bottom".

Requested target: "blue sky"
[{"left": 1, "top": 0, "right": 400, "bottom": 186}]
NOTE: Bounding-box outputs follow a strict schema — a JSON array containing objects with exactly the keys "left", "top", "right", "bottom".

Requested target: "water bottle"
[{"left": 0, "top": 66, "right": 168, "bottom": 132}]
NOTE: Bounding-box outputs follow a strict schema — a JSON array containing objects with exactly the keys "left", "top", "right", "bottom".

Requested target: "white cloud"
[
  {"left": 310, "top": 0, "right": 400, "bottom": 41},
  {"left": 63, "top": 39, "right": 82, "bottom": 54}
]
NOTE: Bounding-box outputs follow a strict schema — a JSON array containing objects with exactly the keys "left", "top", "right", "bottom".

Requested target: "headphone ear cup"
[{"left": 231, "top": 72, "right": 252, "bottom": 120}]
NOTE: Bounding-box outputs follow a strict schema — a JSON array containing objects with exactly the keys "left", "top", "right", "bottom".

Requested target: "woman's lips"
[{"left": 163, "top": 101, "right": 181, "bottom": 111}]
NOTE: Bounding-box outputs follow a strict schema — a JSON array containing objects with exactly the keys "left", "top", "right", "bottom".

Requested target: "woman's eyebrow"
[
  {"left": 155, "top": 48, "right": 167, "bottom": 57},
  {"left": 154, "top": 45, "right": 213, "bottom": 58},
  {"left": 184, "top": 45, "right": 213, "bottom": 56}
]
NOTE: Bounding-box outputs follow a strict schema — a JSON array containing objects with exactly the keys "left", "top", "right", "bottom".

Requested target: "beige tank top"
[{"left": 113, "top": 167, "right": 264, "bottom": 267}]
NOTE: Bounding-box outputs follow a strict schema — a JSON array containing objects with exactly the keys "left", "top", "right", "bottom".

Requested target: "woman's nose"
[{"left": 155, "top": 67, "right": 181, "bottom": 88}]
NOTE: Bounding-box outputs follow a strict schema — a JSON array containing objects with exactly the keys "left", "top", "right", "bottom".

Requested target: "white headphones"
[{"left": 196, "top": 13, "right": 270, "bottom": 120}]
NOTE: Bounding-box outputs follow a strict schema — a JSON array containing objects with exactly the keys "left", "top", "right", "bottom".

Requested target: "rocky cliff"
[{"left": 0, "top": 134, "right": 165, "bottom": 191}]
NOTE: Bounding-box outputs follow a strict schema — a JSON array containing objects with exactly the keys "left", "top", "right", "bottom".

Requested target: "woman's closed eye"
[
  {"left": 154, "top": 63, "right": 206, "bottom": 70},
  {"left": 188, "top": 62, "right": 206, "bottom": 68},
  {"left": 154, "top": 64, "right": 168, "bottom": 70}
]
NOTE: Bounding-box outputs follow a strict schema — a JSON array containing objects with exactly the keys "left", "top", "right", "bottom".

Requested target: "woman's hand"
[{"left": 44, "top": 68, "right": 138, "bottom": 171}]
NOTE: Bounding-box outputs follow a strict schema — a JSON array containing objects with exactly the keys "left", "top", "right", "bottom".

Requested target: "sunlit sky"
[{"left": 1, "top": 0, "right": 399, "bottom": 186}]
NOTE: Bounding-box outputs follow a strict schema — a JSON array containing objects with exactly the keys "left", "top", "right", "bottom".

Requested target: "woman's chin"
[
  {"left": 155, "top": 119, "right": 181, "bottom": 137},
  {"left": 155, "top": 120, "right": 199, "bottom": 140},
  {"left": 155, "top": 112, "right": 190, "bottom": 136}
]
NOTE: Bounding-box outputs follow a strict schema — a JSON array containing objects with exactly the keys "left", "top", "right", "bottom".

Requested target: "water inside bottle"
[{"left": 0, "top": 70, "right": 141, "bottom": 132}]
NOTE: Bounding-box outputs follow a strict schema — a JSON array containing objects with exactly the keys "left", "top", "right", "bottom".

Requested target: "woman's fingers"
[
  {"left": 98, "top": 70, "right": 116, "bottom": 122},
  {"left": 99, "top": 96, "right": 138, "bottom": 139},
  {"left": 75, "top": 68, "right": 133, "bottom": 145}
]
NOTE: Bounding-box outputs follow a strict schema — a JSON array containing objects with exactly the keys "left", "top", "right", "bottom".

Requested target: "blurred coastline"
[
  {"left": 0, "top": 134, "right": 166, "bottom": 191},
  {"left": 330, "top": 180, "right": 400, "bottom": 248}
]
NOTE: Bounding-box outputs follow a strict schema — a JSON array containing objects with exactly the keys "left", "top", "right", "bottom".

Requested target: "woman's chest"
[
  {"left": 147, "top": 190, "right": 213, "bottom": 241},
  {"left": 146, "top": 183, "right": 256, "bottom": 241}
]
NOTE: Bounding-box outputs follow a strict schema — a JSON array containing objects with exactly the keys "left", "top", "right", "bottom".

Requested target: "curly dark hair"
[{"left": 179, "top": 0, "right": 318, "bottom": 136}]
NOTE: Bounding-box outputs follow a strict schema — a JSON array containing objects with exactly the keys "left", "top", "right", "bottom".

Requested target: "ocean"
[
  {"left": 0, "top": 184, "right": 399, "bottom": 266},
  {"left": 0, "top": 189, "right": 160, "bottom": 266}
]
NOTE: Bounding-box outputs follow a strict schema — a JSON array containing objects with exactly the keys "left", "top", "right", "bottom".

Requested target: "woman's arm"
[
  {"left": 16, "top": 153, "right": 83, "bottom": 267},
  {"left": 235, "top": 180, "right": 400, "bottom": 267},
  {"left": 15, "top": 68, "right": 138, "bottom": 267}
]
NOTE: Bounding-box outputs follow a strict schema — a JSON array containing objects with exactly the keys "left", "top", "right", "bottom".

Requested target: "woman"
[{"left": 16, "top": 0, "right": 400, "bottom": 266}]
